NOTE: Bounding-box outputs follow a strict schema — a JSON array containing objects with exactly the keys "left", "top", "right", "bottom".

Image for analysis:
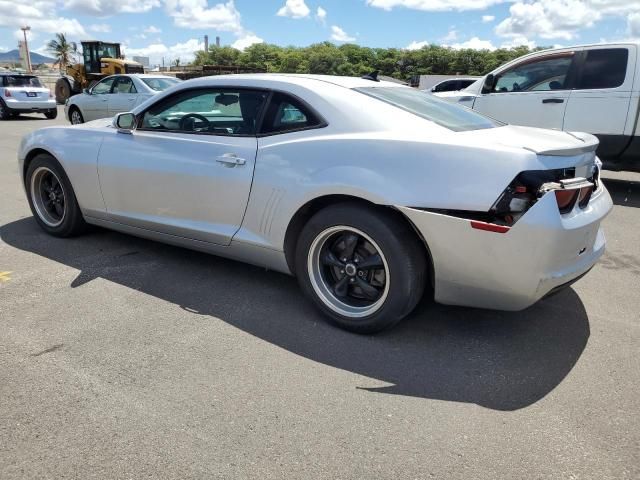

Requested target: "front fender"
[{"left": 19, "top": 126, "right": 107, "bottom": 214}]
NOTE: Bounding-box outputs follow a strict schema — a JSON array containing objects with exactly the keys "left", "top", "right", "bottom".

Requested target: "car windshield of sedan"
[
  {"left": 141, "top": 77, "right": 181, "bottom": 91},
  {"left": 4, "top": 75, "right": 43, "bottom": 88},
  {"left": 356, "top": 86, "right": 501, "bottom": 132}
]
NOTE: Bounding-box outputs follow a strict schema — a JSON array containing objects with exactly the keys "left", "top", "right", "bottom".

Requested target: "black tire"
[
  {"left": 25, "top": 153, "right": 86, "bottom": 237},
  {"left": 55, "top": 78, "right": 71, "bottom": 104},
  {"left": 68, "top": 106, "right": 84, "bottom": 124},
  {"left": 44, "top": 109, "right": 58, "bottom": 119},
  {"left": 0, "top": 99, "right": 11, "bottom": 120},
  {"left": 295, "top": 202, "right": 426, "bottom": 334}
]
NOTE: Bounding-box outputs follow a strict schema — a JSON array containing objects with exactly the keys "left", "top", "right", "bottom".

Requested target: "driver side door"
[
  {"left": 82, "top": 76, "right": 116, "bottom": 121},
  {"left": 96, "top": 87, "right": 268, "bottom": 245},
  {"left": 473, "top": 52, "right": 578, "bottom": 130}
]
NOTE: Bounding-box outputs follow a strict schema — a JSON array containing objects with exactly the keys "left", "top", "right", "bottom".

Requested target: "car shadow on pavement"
[
  {"left": 602, "top": 177, "right": 640, "bottom": 208},
  {"left": 1, "top": 217, "right": 590, "bottom": 411}
]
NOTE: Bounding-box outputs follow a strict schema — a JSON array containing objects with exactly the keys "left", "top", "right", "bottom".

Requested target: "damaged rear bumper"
[{"left": 397, "top": 185, "right": 613, "bottom": 311}]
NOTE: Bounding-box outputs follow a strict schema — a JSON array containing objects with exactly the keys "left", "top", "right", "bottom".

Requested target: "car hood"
[{"left": 456, "top": 125, "right": 599, "bottom": 157}]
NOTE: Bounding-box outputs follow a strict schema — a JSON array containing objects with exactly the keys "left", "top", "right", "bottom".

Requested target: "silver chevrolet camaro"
[{"left": 18, "top": 74, "right": 612, "bottom": 333}]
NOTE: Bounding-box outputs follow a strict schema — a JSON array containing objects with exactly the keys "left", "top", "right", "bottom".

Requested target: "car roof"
[{"left": 181, "top": 73, "right": 406, "bottom": 90}]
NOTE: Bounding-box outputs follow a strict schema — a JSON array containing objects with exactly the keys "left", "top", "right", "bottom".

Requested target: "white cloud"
[
  {"left": 231, "top": 33, "right": 264, "bottom": 50},
  {"left": 144, "top": 25, "right": 162, "bottom": 33},
  {"left": 496, "top": 0, "right": 640, "bottom": 42},
  {"left": 0, "top": 46, "right": 7, "bottom": 52},
  {"left": 628, "top": 12, "right": 640, "bottom": 38},
  {"left": 500, "top": 35, "right": 536, "bottom": 49},
  {"left": 330, "top": 25, "right": 356, "bottom": 42},
  {"left": 89, "top": 23, "right": 111, "bottom": 33},
  {"left": 165, "top": 0, "right": 243, "bottom": 32},
  {"left": 367, "top": 0, "right": 505, "bottom": 12},
  {"left": 447, "top": 36, "right": 496, "bottom": 50},
  {"left": 482, "top": 15, "right": 495, "bottom": 22},
  {"left": 276, "top": 0, "right": 310, "bottom": 18},
  {"left": 405, "top": 40, "right": 430, "bottom": 50},
  {"left": 316, "top": 6, "right": 327, "bottom": 24},
  {"left": 0, "top": 1, "right": 86, "bottom": 37},
  {"left": 124, "top": 38, "right": 204, "bottom": 65},
  {"left": 64, "top": 0, "right": 160, "bottom": 15},
  {"left": 441, "top": 29, "right": 457, "bottom": 42}
]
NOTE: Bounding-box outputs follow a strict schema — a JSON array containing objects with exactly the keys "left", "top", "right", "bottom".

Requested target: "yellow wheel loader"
[{"left": 54, "top": 41, "right": 144, "bottom": 104}]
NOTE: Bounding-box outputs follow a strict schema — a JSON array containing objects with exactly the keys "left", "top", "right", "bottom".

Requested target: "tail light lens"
[
  {"left": 4, "top": 89, "right": 11, "bottom": 97},
  {"left": 555, "top": 189, "right": 579, "bottom": 212},
  {"left": 578, "top": 185, "right": 594, "bottom": 207},
  {"left": 49, "top": 90, "right": 54, "bottom": 98}
]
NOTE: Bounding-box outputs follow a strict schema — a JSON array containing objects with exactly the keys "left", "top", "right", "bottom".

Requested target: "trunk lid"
[{"left": 458, "top": 125, "right": 599, "bottom": 157}]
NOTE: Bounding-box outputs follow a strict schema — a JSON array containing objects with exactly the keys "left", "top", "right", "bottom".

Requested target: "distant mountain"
[{"left": 0, "top": 49, "right": 56, "bottom": 64}]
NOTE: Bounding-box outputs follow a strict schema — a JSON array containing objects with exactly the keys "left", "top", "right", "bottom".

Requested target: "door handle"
[
  {"left": 542, "top": 98, "right": 564, "bottom": 104},
  {"left": 216, "top": 154, "right": 246, "bottom": 166}
]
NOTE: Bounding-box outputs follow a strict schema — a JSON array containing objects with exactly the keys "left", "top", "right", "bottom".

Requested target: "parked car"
[
  {"left": 435, "top": 42, "right": 640, "bottom": 171},
  {"left": 64, "top": 74, "right": 181, "bottom": 124},
  {"left": 0, "top": 72, "right": 57, "bottom": 120},
  {"left": 428, "top": 77, "right": 480, "bottom": 93},
  {"left": 19, "top": 74, "right": 612, "bottom": 333}
]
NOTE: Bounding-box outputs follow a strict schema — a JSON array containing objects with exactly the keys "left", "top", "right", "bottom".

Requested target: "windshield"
[
  {"left": 4, "top": 76, "right": 42, "bottom": 87},
  {"left": 357, "top": 86, "right": 500, "bottom": 132},
  {"left": 142, "top": 77, "right": 181, "bottom": 91}
]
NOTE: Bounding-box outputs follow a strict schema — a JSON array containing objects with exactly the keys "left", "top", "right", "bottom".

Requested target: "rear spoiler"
[{"left": 523, "top": 131, "right": 599, "bottom": 157}]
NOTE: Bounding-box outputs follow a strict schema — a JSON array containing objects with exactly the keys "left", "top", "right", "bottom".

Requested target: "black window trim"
[{"left": 133, "top": 85, "right": 328, "bottom": 138}]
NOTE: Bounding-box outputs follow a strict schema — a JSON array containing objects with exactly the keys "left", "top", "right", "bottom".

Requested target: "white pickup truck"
[{"left": 437, "top": 43, "right": 640, "bottom": 171}]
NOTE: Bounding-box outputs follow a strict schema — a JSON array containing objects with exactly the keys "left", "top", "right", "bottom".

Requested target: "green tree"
[{"left": 46, "top": 33, "right": 78, "bottom": 73}]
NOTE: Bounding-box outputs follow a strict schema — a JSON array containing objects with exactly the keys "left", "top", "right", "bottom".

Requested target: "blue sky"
[{"left": 1, "top": 1, "right": 639, "bottom": 65}]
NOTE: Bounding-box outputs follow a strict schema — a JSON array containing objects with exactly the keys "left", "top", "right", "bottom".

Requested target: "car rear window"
[
  {"left": 356, "top": 86, "right": 501, "bottom": 132},
  {"left": 141, "top": 77, "right": 181, "bottom": 91},
  {"left": 3, "top": 75, "right": 42, "bottom": 87},
  {"left": 577, "top": 48, "right": 628, "bottom": 90}
]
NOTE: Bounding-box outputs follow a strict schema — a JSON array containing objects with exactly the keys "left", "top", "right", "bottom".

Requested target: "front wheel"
[
  {"left": 69, "top": 107, "right": 83, "bottom": 124},
  {"left": 295, "top": 203, "right": 426, "bottom": 334},
  {"left": 25, "top": 153, "right": 86, "bottom": 237}
]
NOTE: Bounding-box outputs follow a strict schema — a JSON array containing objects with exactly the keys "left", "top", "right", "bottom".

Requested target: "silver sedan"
[{"left": 64, "top": 74, "right": 181, "bottom": 124}]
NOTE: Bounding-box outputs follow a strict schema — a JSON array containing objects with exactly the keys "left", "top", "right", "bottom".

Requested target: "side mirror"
[
  {"left": 114, "top": 112, "right": 136, "bottom": 134},
  {"left": 482, "top": 74, "right": 495, "bottom": 94},
  {"left": 83, "top": 88, "right": 91, "bottom": 95}
]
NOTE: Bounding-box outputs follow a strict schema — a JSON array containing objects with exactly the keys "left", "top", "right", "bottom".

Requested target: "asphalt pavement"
[{"left": 1, "top": 107, "right": 639, "bottom": 479}]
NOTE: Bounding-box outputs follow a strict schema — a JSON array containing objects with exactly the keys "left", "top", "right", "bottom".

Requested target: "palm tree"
[{"left": 47, "top": 33, "right": 77, "bottom": 73}]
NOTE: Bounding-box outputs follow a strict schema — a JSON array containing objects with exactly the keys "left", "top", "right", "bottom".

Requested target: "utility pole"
[{"left": 21, "top": 25, "right": 32, "bottom": 73}]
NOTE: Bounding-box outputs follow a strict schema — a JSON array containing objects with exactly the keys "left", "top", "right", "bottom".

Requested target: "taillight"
[
  {"left": 4, "top": 89, "right": 11, "bottom": 97},
  {"left": 555, "top": 189, "right": 579, "bottom": 212},
  {"left": 578, "top": 185, "right": 594, "bottom": 208},
  {"left": 49, "top": 90, "right": 53, "bottom": 98}
]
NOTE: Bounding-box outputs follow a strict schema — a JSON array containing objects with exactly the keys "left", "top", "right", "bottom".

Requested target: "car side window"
[
  {"left": 493, "top": 55, "right": 573, "bottom": 93},
  {"left": 92, "top": 77, "right": 116, "bottom": 95},
  {"left": 577, "top": 48, "right": 628, "bottom": 90},
  {"left": 114, "top": 77, "right": 137, "bottom": 94},
  {"left": 140, "top": 88, "right": 268, "bottom": 135},
  {"left": 260, "top": 93, "right": 321, "bottom": 134}
]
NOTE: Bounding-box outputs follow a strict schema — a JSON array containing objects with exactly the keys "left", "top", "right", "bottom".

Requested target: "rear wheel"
[
  {"left": 0, "top": 99, "right": 10, "bottom": 120},
  {"left": 295, "top": 203, "right": 426, "bottom": 333},
  {"left": 25, "top": 154, "right": 86, "bottom": 237},
  {"left": 44, "top": 109, "right": 57, "bottom": 119},
  {"left": 69, "top": 107, "right": 83, "bottom": 124}
]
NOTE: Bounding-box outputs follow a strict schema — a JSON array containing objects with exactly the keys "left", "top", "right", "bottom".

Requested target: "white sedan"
[
  {"left": 64, "top": 74, "right": 181, "bottom": 124},
  {"left": 19, "top": 74, "right": 612, "bottom": 333}
]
